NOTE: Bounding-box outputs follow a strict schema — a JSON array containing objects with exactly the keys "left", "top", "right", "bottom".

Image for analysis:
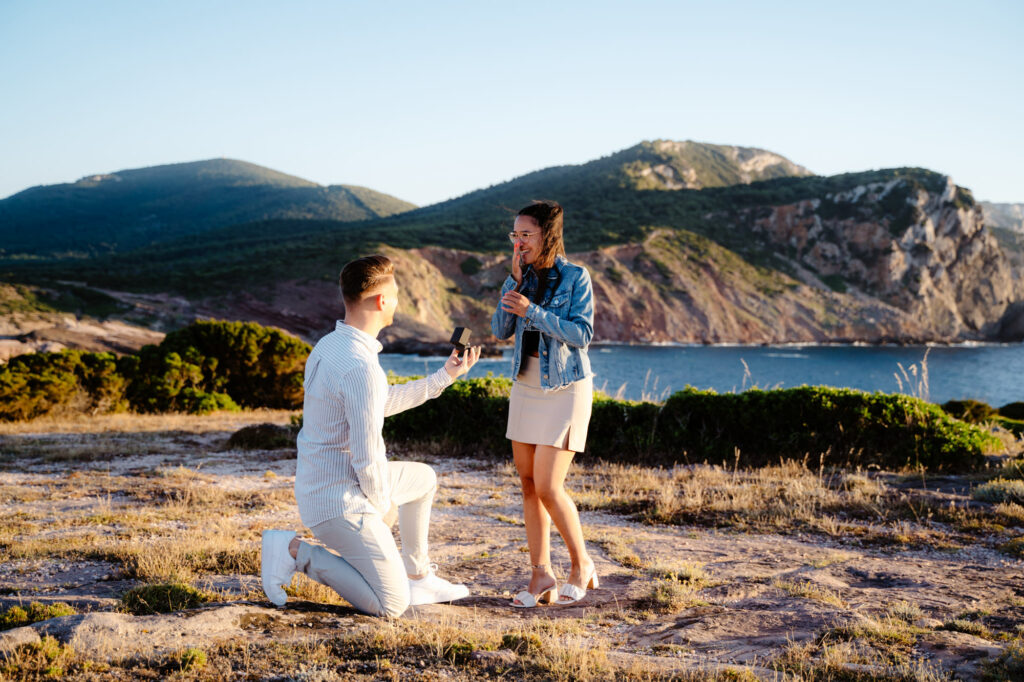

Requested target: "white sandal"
[
  {"left": 512, "top": 564, "right": 557, "bottom": 608},
  {"left": 512, "top": 585, "right": 557, "bottom": 608},
  {"left": 557, "top": 567, "right": 598, "bottom": 605}
]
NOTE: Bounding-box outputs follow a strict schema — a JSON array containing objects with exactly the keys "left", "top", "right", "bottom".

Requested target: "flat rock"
[{"left": 2, "top": 603, "right": 367, "bottom": 661}]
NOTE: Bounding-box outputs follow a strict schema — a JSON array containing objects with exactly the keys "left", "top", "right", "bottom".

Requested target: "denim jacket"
[{"left": 491, "top": 255, "right": 594, "bottom": 391}]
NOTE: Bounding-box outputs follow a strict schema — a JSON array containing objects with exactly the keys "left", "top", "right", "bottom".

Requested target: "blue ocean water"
[{"left": 379, "top": 344, "right": 1024, "bottom": 406}]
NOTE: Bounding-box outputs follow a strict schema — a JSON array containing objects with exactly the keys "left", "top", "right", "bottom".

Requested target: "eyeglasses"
[{"left": 508, "top": 231, "right": 539, "bottom": 243}]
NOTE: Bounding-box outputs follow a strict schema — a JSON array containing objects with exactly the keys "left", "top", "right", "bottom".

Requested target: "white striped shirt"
[{"left": 295, "top": 321, "right": 453, "bottom": 527}]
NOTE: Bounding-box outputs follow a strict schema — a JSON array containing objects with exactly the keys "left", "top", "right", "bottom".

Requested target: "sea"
[{"left": 379, "top": 343, "right": 1024, "bottom": 407}]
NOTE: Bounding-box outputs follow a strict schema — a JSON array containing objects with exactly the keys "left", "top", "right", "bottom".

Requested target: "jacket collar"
[{"left": 529, "top": 255, "right": 566, "bottom": 281}]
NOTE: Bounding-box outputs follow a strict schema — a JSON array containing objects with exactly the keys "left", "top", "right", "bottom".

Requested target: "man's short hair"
[{"left": 340, "top": 255, "right": 395, "bottom": 305}]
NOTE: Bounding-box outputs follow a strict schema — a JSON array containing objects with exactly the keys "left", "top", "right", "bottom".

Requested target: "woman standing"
[{"left": 491, "top": 200, "right": 597, "bottom": 607}]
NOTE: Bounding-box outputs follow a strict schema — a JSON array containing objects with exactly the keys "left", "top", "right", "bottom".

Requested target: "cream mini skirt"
[{"left": 506, "top": 355, "right": 593, "bottom": 453}]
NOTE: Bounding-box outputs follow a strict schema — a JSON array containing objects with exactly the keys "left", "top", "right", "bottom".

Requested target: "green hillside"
[
  {"left": 7, "top": 165, "right": 948, "bottom": 297},
  {"left": 0, "top": 141, "right": 954, "bottom": 300},
  {"left": 0, "top": 158, "right": 416, "bottom": 256}
]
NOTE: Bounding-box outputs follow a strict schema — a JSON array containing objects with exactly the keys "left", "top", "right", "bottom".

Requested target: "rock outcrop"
[{"left": 738, "top": 175, "right": 1018, "bottom": 340}]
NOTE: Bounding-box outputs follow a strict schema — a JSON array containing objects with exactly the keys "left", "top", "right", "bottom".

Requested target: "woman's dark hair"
[{"left": 517, "top": 200, "right": 565, "bottom": 269}]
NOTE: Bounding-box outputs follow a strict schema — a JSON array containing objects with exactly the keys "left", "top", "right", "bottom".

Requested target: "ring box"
[{"left": 450, "top": 327, "right": 472, "bottom": 351}]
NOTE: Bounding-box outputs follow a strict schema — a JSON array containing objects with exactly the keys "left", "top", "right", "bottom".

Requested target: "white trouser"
[{"left": 295, "top": 461, "right": 436, "bottom": 617}]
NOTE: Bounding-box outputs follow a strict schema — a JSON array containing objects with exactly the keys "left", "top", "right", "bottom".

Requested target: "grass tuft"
[
  {"left": 973, "top": 478, "right": 1024, "bottom": 504},
  {"left": 0, "top": 602, "right": 76, "bottom": 631},
  {"left": 120, "top": 582, "right": 217, "bottom": 615}
]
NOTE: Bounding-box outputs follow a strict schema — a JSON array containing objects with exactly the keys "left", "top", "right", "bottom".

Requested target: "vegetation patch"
[
  {"left": 225, "top": 422, "right": 298, "bottom": 450},
  {"left": 0, "top": 635, "right": 76, "bottom": 679},
  {"left": 0, "top": 601, "right": 76, "bottom": 631},
  {"left": 635, "top": 579, "right": 705, "bottom": 615},
  {"left": 773, "top": 579, "right": 847, "bottom": 609},
  {"left": 120, "top": 582, "right": 217, "bottom": 615},
  {"left": 973, "top": 478, "right": 1024, "bottom": 505},
  {"left": 0, "top": 320, "right": 307, "bottom": 421},
  {"left": 386, "top": 379, "right": 998, "bottom": 472}
]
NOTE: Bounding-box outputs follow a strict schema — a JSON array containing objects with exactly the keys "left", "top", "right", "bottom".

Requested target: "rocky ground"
[{"left": 1, "top": 412, "right": 1022, "bottom": 680}]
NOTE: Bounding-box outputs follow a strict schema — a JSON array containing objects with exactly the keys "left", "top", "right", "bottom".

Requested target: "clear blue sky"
[{"left": 2, "top": 0, "right": 1022, "bottom": 205}]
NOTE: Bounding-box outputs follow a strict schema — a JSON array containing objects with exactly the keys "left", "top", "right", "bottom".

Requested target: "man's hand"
[
  {"left": 383, "top": 502, "right": 398, "bottom": 528},
  {"left": 444, "top": 345, "right": 481, "bottom": 379},
  {"left": 500, "top": 291, "right": 530, "bottom": 318}
]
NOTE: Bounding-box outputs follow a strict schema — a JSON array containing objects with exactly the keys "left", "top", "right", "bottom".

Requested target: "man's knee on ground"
[{"left": 377, "top": 584, "right": 411, "bottom": 618}]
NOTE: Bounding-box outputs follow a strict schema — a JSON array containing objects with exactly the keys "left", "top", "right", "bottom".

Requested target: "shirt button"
[{"left": 543, "top": 374, "right": 548, "bottom": 379}]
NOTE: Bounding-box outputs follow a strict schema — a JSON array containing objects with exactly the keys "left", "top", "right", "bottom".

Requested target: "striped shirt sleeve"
[
  {"left": 383, "top": 367, "right": 454, "bottom": 417},
  {"left": 337, "top": 365, "right": 391, "bottom": 513}
]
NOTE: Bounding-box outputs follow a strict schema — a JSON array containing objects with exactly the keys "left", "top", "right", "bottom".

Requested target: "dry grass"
[
  {"left": 0, "top": 409, "right": 296, "bottom": 436},
  {"left": 570, "top": 459, "right": 1024, "bottom": 552},
  {"left": 772, "top": 579, "right": 848, "bottom": 609}
]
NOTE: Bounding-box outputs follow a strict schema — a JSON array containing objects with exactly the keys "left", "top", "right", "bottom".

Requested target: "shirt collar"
[{"left": 335, "top": 320, "right": 384, "bottom": 354}]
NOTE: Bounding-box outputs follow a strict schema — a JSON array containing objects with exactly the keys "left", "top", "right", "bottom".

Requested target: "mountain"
[
  {"left": 981, "top": 202, "right": 1024, "bottom": 232},
  {"left": 0, "top": 159, "right": 416, "bottom": 256},
  {"left": 2, "top": 141, "right": 1021, "bottom": 349}
]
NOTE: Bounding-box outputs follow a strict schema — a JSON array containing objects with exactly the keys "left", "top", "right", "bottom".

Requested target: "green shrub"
[
  {"left": 155, "top": 320, "right": 309, "bottom": 409},
  {"left": 0, "top": 602, "right": 76, "bottom": 631},
  {"left": 382, "top": 383, "right": 997, "bottom": 472},
  {"left": 120, "top": 583, "right": 215, "bottom": 615},
  {"left": 382, "top": 374, "right": 512, "bottom": 454},
  {"left": 0, "top": 350, "right": 127, "bottom": 420},
  {"left": 0, "top": 320, "right": 304, "bottom": 421},
  {"left": 999, "top": 402, "right": 1024, "bottom": 421},
  {"left": 942, "top": 399, "right": 998, "bottom": 423}
]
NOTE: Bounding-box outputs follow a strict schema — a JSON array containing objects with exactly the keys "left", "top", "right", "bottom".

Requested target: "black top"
[
  {"left": 520, "top": 267, "right": 550, "bottom": 357},
  {"left": 522, "top": 329, "right": 540, "bottom": 357}
]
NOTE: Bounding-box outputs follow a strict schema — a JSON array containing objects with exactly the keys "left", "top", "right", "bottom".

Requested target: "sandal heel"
[
  {"left": 588, "top": 572, "right": 599, "bottom": 590},
  {"left": 540, "top": 588, "right": 557, "bottom": 604}
]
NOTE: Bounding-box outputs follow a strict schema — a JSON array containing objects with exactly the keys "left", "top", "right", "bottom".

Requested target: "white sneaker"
[
  {"left": 261, "top": 530, "right": 297, "bottom": 607},
  {"left": 408, "top": 564, "right": 470, "bottom": 605}
]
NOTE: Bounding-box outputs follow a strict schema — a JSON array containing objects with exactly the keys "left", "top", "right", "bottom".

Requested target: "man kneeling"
[{"left": 261, "top": 255, "right": 481, "bottom": 617}]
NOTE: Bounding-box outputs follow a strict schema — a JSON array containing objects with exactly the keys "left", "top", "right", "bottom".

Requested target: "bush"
[
  {"left": 0, "top": 350, "right": 128, "bottom": 420},
  {"left": 0, "top": 319, "right": 305, "bottom": 421},
  {"left": 941, "top": 399, "right": 998, "bottom": 423},
  {"left": 121, "top": 583, "right": 215, "bottom": 615},
  {"left": 999, "top": 402, "right": 1024, "bottom": 421},
  {"left": 227, "top": 423, "right": 298, "bottom": 450},
  {"left": 382, "top": 374, "right": 512, "bottom": 455},
  {"left": 155, "top": 320, "right": 309, "bottom": 409},
  {"left": 382, "top": 383, "right": 998, "bottom": 472}
]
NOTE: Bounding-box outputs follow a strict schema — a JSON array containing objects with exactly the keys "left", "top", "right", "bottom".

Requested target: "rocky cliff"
[
  {"left": 355, "top": 175, "right": 1020, "bottom": 346},
  {"left": 62, "top": 174, "right": 1023, "bottom": 350}
]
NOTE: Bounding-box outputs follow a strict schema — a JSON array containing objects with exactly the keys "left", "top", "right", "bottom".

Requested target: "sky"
[{"left": 1, "top": 0, "right": 1022, "bottom": 205}]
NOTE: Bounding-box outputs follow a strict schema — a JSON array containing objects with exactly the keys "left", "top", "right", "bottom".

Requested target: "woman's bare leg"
[
  {"left": 532, "top": 445, "right": 594, "bottom": 593},
  {"left": 512, "top": 440, "right": 557, "bottom": 599}
]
